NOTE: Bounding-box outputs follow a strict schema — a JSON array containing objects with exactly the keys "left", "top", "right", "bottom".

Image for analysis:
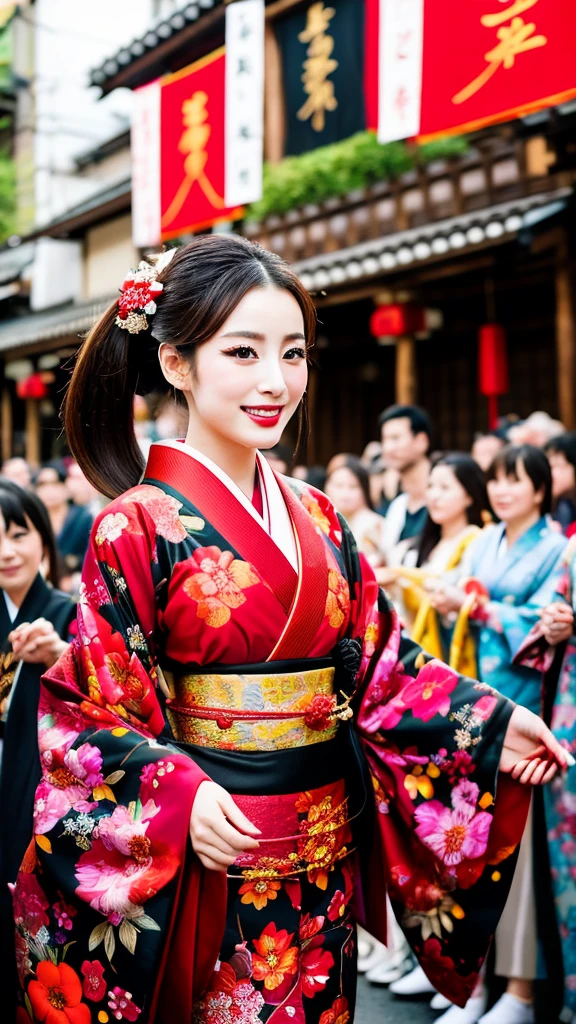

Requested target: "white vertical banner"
[
  {"left": 225, "top": 0, "right": 265, "bottom": 208},
  {"left": 131, "top": 80, "right": 162, "bottom": 248},
  {"left": 377, "top": 0, "right": 424, "bottom": 144}
]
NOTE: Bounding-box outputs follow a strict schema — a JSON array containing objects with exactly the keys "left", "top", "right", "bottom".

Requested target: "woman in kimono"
[
  {"left": 325, "top": 456, "right": 388, "bottom": 568},
  {"left": 430, "top": 445, "right": 567, "bottom": 1024},
  {"left": 388, "top": 453, "right": 488, "bottom": 677},
  {"left": 8, "top": 236, "right": 570, "bottom": 1024},
  {"left": 520, "top": 545, "right": 576, "bottom": 1024},
  {"left": 0, "top": 479, "right": 76, "bottom": 1018}
]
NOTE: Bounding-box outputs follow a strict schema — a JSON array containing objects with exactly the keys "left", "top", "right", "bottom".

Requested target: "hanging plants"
[{"left": 247, "top": 131, "right": 469, "bottom": 222}]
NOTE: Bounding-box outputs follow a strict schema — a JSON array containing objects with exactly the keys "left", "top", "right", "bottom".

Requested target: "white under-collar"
[
  {"left": 3, "top": 591, "right": 18, "bottom": 623},
  {"left": 152, "top": 440, "right": 298, "bottom": 570}
]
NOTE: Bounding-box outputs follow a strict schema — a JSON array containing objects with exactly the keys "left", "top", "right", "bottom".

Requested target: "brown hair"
[{"left": 64, "top": 235, "right": 317, "bottom": 498}]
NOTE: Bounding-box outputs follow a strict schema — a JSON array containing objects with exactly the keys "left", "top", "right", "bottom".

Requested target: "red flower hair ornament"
[{"left": 115, "top": 248, "right": 177, "bottom": 334}]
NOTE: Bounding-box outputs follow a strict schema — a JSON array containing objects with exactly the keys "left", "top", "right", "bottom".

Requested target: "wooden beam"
[
  {"left": 25, "top": 398, "right": 40, "bottom": 468},
  {"left": 395, "top": 337, "right": 417, "bottom": 405},
  {"left": 264, "top": 22, "right": 285, "bottom": 163},
  {"left": 555, "top": 237, "right": 576, "bottom": 430},
  {"left": 1, "top": 386, "right": 12, "bottom": 463},
  {"left": 265, "top": 0, "right": 307, "bottom": 18}
]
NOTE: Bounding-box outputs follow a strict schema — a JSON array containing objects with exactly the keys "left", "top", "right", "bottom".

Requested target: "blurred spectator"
[
  {"left": 326, "top": 452, "right": 355, "bottom": 477},
  {"left": 1, "top": 457, "right": 32, "bottom": 490},
  {"left": 293, "top": 464, "right": 327, "bottom": 491},
  {"left": 545, "top": 432, "right": 576, "bottom": 535},
  {"left": 325, "top": 455, "right": 387, "bottom": 567},
  {"left": 35, "top": 461, "right": 93, "bottom": 588},
  {"left": 376, "top": 405, "right": 432, "bottom": 580},
  {"left": 360, "top": 440, "right": 383, "bottom": 468},
  {"left": 432, "top": 445, "right": 566, "bottom": 1024},
  {"left": 471, "top": 431, "right": 505, "bottom": 472},
  {"left": 261, "top": 443, "right": 292, "bottom": 475},
  {"left": 387, "top": 454, "right": 488, "bottom": 675},
  {"left": 65, "top": 460, "right": 103, "bottom": 517},
  {"left": 508, "top": 410, "right": 564, "bottom": 448}
]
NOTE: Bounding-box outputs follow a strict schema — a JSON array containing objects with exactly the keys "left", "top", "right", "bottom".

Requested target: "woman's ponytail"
[{"left": 63, "top": 304, "right": 150, "bottom": 498}]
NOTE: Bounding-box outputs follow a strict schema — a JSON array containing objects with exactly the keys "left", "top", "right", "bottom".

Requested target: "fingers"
[
  {"left": 213, "top": 816, "right": 260, "bottom": 852},
  {"left": 218, "top": 791, "right": 261, "bottom": 836},
  {"left": 536, "top": 721, "right": 571, "bottom": 769}
]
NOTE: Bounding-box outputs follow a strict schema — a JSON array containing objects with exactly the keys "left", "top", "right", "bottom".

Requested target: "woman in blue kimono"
[{"left": 431, "top": 445, "right": 567, "bottom": 1024}]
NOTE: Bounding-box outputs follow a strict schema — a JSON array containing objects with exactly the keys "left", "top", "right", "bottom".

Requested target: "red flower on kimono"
[
  {"left": 28, "top": 961, "right": 90, "bottom": 1024},
  {"left": 327, "top": 889, "right": 347, "bottom": 921},
  {"left": 414, "top": 779, "right": 491, "bottom": 867},
  {"left": 418, "top": 938, "right": 473, "bottom": 1005},
  {"left": 124, "top": 486, "right": 187, "bottom": 543},
  {"left": 81, "top": 960, "right": 106, "bottom": 1002},
  {"left": 11, "top": 872, "right": 50, "bottom": 937},
  {"left": 319, "top": 996, "right": 351, "bottom": 1024},
  {"left": 301, "top": 936, "right": 334, "bottom": 997},
  {"left": 401, "top": 661, "right": 459, "bottom": 722},
  {"left": 252, "top": 923, "right": 299, "bottom": 991},
  {"left": 107, "top": 987, "right": 141, "bottom": 1021},
  {"left": 183, "top": 546, "right": 260, "bottom": 628}
]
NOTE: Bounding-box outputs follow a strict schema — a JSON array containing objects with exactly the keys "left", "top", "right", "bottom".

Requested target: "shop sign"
[
  {"left": 375, "top": 0, "right": 576, "bottom": 142},
  {"left": 131, "top": 0, "right": 264, "bottom": 246}
]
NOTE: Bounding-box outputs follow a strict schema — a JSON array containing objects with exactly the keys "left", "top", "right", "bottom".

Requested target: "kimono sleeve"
[
  {"left": 10, "top": 496, "right": 225, "bottom": 1022},
  {"left": 351, "top": 548, "right": 530, "bottom": 1007}
]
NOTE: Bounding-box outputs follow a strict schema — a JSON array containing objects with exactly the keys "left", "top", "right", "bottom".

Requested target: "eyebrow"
[{"left": 220, "top": 330, "right": 306, "bottom": 342}]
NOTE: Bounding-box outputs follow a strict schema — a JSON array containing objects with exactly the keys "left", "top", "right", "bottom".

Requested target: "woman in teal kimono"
[
  {"left": 431, "top": 445, "right": 567, "bottom": 1024},
  {"left": 520, "top": 542, "right": 576, "bottom": 1023}
]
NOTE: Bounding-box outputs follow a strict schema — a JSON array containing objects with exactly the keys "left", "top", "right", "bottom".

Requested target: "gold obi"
[{"left": 164, "top": 665, "right": 353, "bottom": 752}]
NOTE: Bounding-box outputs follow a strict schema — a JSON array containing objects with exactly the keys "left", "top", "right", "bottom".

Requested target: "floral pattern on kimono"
[{"left": 8, "top": 444, "right": 529, "bottom": 1023}]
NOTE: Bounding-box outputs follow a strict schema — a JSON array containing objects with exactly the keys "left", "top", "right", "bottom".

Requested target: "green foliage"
[
  {"left": 0, "top": 148, "right": 15, "bottom": 243},
  {"left": 247, "top": 131, "right": 469, "bottom": 221}
]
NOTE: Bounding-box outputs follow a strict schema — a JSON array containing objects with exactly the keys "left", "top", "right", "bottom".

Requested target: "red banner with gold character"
[
  {"left": 376, "top": 0, "right": 576, "bottom": 143},
  {"left": 160, "top": 49, "right": 243, "bottom": 240}
]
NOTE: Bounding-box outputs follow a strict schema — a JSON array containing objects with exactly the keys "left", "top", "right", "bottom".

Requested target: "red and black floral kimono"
[{"left": 10, "top": 441, "right": 529, "bottom": 1024}]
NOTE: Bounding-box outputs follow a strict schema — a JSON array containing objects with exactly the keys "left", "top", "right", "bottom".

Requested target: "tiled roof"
[{"left": 89, "top": 1, "right": 222, "bottom": 91}]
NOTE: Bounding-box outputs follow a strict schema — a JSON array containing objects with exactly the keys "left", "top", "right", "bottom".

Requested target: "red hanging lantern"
[
  {"left": 370, "top": 304, "right": 426, "bottom": 339},
  {"left": 478, "top": 324, "right": 508, "bottom": 430},
  {"left": 16, "top": 373, "right": 49, "bottom": 400}
]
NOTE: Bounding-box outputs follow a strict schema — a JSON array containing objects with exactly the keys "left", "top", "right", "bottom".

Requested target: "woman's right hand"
[
  {"left": 540, "top": 602, "right": 574, "bottom": 646},
  {"left": 189, "top": 780, "right": 261, "bottom": 872},
  {"left": 429, "top": 585, "right": 466, "bottom": 616}
]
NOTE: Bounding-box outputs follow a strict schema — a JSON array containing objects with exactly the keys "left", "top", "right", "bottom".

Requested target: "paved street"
[{"left": 356, "top": 975, "right": 437, "bottom": 1024}]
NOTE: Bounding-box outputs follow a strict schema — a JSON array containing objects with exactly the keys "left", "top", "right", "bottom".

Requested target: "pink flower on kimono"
[
  {"left": 81, "top": 960, "right": 106, "bottom": 1002},
  {"left": 75, "top": 847, "right": 148, "bottom": 921},
  {"left": 38, "top": 691, "right": 86, "bottom": 757},
  {"left": 34, "top": 742, "right": 104, "bottom": 834},
  {"left": 95, "top": 512, "right": 130, "bottom": 546},
  {"left": 125, "top": 485, "right": 187, "bottom": 544},
  {"left": 97, "top": 800, "right": 159, "bottom": 860},
  {"left": 53, "top": 895, "right": 77, "bottom": 931},
  {"left": 12, "top": 872, "right": 50, "bottom": 936},
  {"left": 300, "top": 936, "right": 334, "bottom": 997},
  {"left": 473, "top": 695, "right": 498, "bottom": 722},
  {"left": 107, "top": 986, "right": 141, "bottom": 1021},
  {"left": 414, "top": 779, "right": 491, "bottom": 867},
  {"left": 401, "top": 661, "right": 459, "bottom": 722}
]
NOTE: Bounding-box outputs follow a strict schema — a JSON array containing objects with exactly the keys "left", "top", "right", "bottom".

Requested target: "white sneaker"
[
  {"left": 435, "top": 994, "right": 487, "bottom": 1023},
  {"left": 366, "top": 952, "right": 414, "bottom": 985},
  {"left": 357, "top": 938, "right": 389, "bottom": 974},
  {"left": 389, "top": 964, "right": 436, "bottom": 996},
  {"left": 430, "top": 993, "right": 453, "bottom": 1010},
  {"left": 478, "top": 994, "right": 535, "bottom": 1024}
]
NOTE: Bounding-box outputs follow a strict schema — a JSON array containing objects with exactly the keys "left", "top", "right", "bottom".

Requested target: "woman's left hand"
[
  {"left": 499, "top": 704, "right": 574, "bottom": 785},
  {"left": 9, "top": 618, "right": 68, "bottom": 668}
]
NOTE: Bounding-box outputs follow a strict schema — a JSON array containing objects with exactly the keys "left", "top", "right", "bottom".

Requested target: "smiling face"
[
  {"left": 160, "top": 286, "right": 308, "bottom": 456},
  {"left": 426, "top": 464, "right": 472, "bottom": 527},
  {"left": 326, "top": 467, "right": 367, "bottom": 516},
  {"left": 487, "top": 458, "right": 544, "bottom": 524},
  {"left": 0, "top": 510, "right": 45, "bottom": 600}
]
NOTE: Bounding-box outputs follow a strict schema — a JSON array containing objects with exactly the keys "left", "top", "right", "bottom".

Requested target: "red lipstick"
[{"left": 241, "top": 405, "right": 284, "bottom": 428}]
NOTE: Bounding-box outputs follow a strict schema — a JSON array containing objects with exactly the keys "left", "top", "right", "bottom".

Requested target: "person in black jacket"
[{"left": 0, "top": 479, "right": 76, "bottom": 1020}]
